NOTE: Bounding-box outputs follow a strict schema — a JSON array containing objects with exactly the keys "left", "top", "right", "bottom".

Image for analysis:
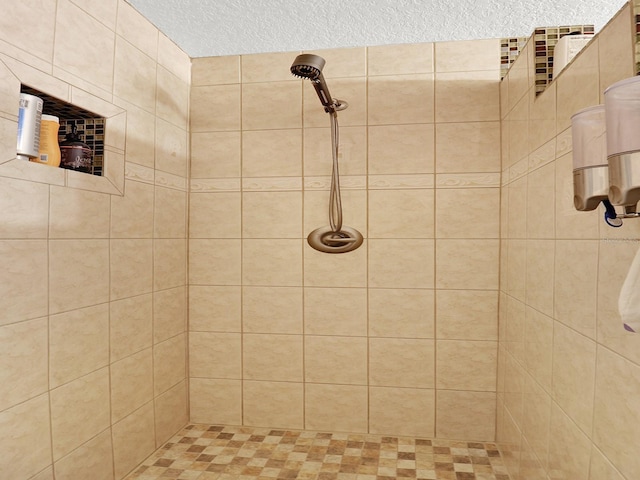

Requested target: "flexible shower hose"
[{"left": 328, "top": 110, "right": 343, "bottom": 234}]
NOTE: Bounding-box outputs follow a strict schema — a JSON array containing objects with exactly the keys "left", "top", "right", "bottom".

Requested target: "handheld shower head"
[
  {"left": 290, "top": 53, "right": 325, "bottom": 80},
  {"left": 290, "top": 53, "right": 346, "bottom": 113}
]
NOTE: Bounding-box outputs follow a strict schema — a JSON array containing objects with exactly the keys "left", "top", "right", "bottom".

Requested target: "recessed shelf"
[{"left": 20, "top": 85, "right": 105, "bottom": 176}]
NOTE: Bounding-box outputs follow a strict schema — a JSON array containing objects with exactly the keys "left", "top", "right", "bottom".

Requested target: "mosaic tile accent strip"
[
  {"left": 533, "top": 25, "right": 594, "bottom": 95},
  {"left": 500, "top": 37, "right": 529, "bottom": 79},
  {"left": 635, "top": 3, "right": 640, "bottom": 74},
  {"left": 59, "top": 118, "right": 105, "bottom": 176},
  {"left": 500, "top": 25, "right": 595, "bottom": 92},
  {"left": 124, "top": 424, "right": 511, "bottom": 480}
]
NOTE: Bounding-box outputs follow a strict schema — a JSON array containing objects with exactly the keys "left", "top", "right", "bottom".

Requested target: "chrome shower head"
[{"left": 291, "top": 53, "right": 346, "bottom": 113}]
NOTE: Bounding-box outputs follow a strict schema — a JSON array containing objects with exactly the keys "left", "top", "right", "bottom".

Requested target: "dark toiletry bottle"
[{"left": 60, "top": 125, "right": 93, "bottom": 173}]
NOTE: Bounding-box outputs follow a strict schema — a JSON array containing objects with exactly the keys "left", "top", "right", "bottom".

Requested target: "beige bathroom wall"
[
  {"left": 498, "top": 3, "right": 640, "bottom": 479},
  {"left": 0, "top": 1, "right": 190, "bottom": 479},
  {"left": 189, "top": 39, "right": 501, "bottom": 440}
]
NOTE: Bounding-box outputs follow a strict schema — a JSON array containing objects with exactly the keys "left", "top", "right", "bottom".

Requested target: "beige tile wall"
[
  {"left": 0, "top": 1, "right": 190, "bottom": 479},
  {"left": 189, "top": 38, "right": 501, "bottom": 440},
  {"left": 498, "top": 3, "right": 640, "bottom": 479}
]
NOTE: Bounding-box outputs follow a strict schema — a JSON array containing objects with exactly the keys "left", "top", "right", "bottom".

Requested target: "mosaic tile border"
[
  {"left": 125, "top": 424, "right": 511, "bottom": 480},
  {"left": 500, "top": 24, "right": 595, "bottom": 93}
]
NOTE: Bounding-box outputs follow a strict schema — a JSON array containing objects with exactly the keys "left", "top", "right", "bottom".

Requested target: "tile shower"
[{"left": 0, "top": 2, "right": 638, "bottom": 480}]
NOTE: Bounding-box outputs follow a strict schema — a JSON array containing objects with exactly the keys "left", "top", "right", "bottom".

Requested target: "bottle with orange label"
[{"left": 30, "top": 114, "right": 61, "bottom": 167}]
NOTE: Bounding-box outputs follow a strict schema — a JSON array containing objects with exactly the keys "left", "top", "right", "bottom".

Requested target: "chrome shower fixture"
[
  {"left": 291, "top": 53, "right": 362, "bottom": 254},
  {"left": 290, "top": 53, "right": 348, "bottom": 114}
]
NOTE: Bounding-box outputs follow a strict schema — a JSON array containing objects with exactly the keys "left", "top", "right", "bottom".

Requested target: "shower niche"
[
  {"left": 0, "top": 57, "right": 126, "bottom": 196},
  {"left": 20, "top": 85, "right": 106, "bottom": 176}
]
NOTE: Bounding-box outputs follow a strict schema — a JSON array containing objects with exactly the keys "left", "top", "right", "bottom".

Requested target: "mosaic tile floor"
[{"left": 125, "top": 424, "right": 511, "bottom": 480}]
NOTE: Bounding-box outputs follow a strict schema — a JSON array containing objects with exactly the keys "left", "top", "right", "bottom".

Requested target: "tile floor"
[{"left": 125, "top": 424, "right": 511, "bottom": 480}]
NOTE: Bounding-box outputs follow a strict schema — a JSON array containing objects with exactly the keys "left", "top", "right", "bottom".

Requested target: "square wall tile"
[
  {"left": 1, "top": 2, "right": 56, "bottom": 63},
  {"left": 436, "top": 340, "right": 497, "bottom": 391},
  {"left": 547, "top": 403, "right": 591, "bottom": 480},
  {"left": 49, "top": 240, "right": 109, "bottom": 315},
  {"left": 369, "top": 338, "right": 435, "bottom": 388},
  {"left": 524, "top": 307, "right": 553, "bottom": 392},
  {"left": 435, "top": 122, "right": 500, "bottom": 173},
  {"left": 243, "top": 380, "right": 304, "bottom": 429},
  {"left": 435, "top": 70, "right": 499, "bottom": 123},
  {"left": 155, "top": 119, "right": 188, "bottom": 177},
  {"left": 153, "top": 286, "right": 186, "bottom": 344},
  {"left": 369, "top": 386, "right": 434, "bottom": 437},
  {"left": 304, "top": 336, "right": 367, "bottom": 385},
  {"left": 154, "top": 380, "right": 188, "bottom": 446},
  {"left": 49, "top": 186, "right": 110, "bottom": 239},
  {"left": 368, "top": 74, "right": 434, "bottom": 125},
  {"left": 113, "top": 36, "right": 157, "bottom": 113},
  {"left": 242, "top": 239, "right": 302, "bottom": 286},
  {"left": 552, "top": 323, "right": 597, "bottom": 435},
  {"left": 0, "top": 317, "right": 48, "bottom": 411},
  {"left": 191, "top": 131, "right": 241, "bottom": 178},
  {"left": 110, "top": 293, "right": 153, "bottom": 362},
  {"left": 242, "top": 192, "right": 302, "bottom": 238},
  {"left": 189, "top": 286, "right": 241, "bottom": 332},
  {"left": 369, "top": 239, "right": 434, "bottom": 289},
  {"left": 0, "top": 394, "right": 52, "bottom": 480},
  {"left": 593, "top": 346, "right": 640, "bottom": 480},
  {"left": 54, "top": 0, "right": 115, "bottom": 93},
  {"left": 368, "top": 43, "right": 434, "bottom": 76},
  {"left": 191, "top": 56, "right": 240, "bottom": 86},
  {"left": 190, "top": 378, "right": 242, "bottom": 425},
  {"left": 0, "top": 241, "right": 48, "bottom": 325},
  {"left": 243, "top": 286, "right": 303, "bottom": 334},
  {"left": 304, "top": 287, "right": 367, "bottom": 336},
  {"left": 305, "top": 384, "right": 368, "bottom": 433},
  {"left": 110, "top": 239, "right": 153, "bottom": 300},
  {"left": 116, "top": 0, "right": 158, "bottom": 58},
  {"left": 110, "top": 180, "right": 154, "bottom": 238},
  {"left": 304, "top": 126, "right": 366, "bottom": 176},
  {"left": 589, "top": 446, "right": 627, "bottom": 480},
  {"left": 50, "top": 304, "right": 109, "bottom": 388},
  {"left": 436, "top": 290, "right": 498, "bottom": 341},
  {"left": 368, "top": 189, "right": 434, "bottom": 238},
  {"left": 435, "top": 239, "right": 499, "bottom": 290},
  {"left": 555, "top": 39, "right": 600, "bottom": 133},
  {"left": 189, "top": 239, "right": 240, "bottom": 285},
  {"left": 554, "top": 239, "right": 598, "bottom": 339},
  {"left": 435, "top": 39, "right": 500, "bottom": 73},
  {"left": 110, "top": 348, "right": 153, "bottom": 423},
  {"left": 189, "top": 192, "right": 241, "bottom": 239},
  {"left": 522, "top": 374, "right": 551, "bottom": 469},
  {"left": 156, "top": 66, "right": 189, "bottom": 130},
  {"left": 241, "top": 51, "right": 300, "bottom": 83},
  {"left": 0, "top": 177, "right": 49, "bottom": 239},
  {"left": 435, "top": 188, "right": 499, "bottom": 238},
  {"left": 50, "top": 367, "right": 110, "bottom": 460},
  {"left": 53, "top": 429, "right": 113, "bottom": 480},
  {"left": 154, "top": 186, "right": 187, "bottom": 238},
  {"left": 242, "top": 81, "right": 301, "bottom": 130},
  {"left": 153, "top": 333, "right": 186, "bottom": 396},
  {"left": 368, "top": 124, "right": 434, "bottom": 175},
  {"left": 312, "top": 47, "right": 367, "bottom": 78},
  {"left": 436, "top": 390, "right": 496, "bottom": 441},
  {"left": 191, "top": 85, "right": 241, "bottom": 132},
  {"left": 525, "top": 239, "right": 555, "bottom": 316},
  {"left": 369, "top": 288, "right": 434, "bottom": 339},
  {"left": 112, "top": 402, "right": 156, "bottom": 480},
  {"left": 189, "top": 332, "right": 241, "bottom": 379},
  {"left": 304, "top": 190, "right": 367, "bottom": 239},
  {"left": 243, "top": 129, "right": 302, "bottom": 177},
  {"left": 243, "top": 334, "right": 303, "bottom": 382}
]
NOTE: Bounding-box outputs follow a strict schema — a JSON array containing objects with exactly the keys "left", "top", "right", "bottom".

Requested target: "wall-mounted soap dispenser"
[
  {"left": 605, "top": 76, "right": 640, "bottom": 210},
  {"left": 571, "top": 105, "right": 609, "bottom": 211}
]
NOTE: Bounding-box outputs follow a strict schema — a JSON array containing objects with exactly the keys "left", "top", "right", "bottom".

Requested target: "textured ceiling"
[{"left": 126, "top": 0, "right": 627, "bottom": 57}]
